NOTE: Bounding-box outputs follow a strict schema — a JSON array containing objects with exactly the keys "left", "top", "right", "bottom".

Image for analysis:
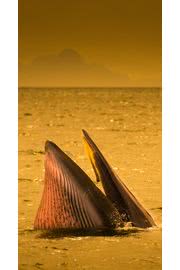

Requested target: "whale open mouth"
[{"left": 34, "top": 130, "right": 155, "bottom": 231}]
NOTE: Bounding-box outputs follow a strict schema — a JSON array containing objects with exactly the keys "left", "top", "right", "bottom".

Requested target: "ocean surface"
[{"left": 19, "top": 87, "right": 162, "bottom": 270}]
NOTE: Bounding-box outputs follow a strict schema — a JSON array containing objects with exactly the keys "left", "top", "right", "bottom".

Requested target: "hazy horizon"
[
  {"left": 19, "top": 1, "right": 161, "bottom": 87},
  {"left": 18, "top": 86, "right": 162, "bottom": 89}
]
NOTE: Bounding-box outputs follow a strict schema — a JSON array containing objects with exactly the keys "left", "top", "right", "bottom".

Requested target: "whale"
[{"left": 34, "top": 130, "right": 155, "bottom": 231}]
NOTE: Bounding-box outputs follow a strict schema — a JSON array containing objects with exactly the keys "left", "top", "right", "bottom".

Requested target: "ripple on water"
[{"left": 34, "top": 227, "right": 144, "bottom": 239}]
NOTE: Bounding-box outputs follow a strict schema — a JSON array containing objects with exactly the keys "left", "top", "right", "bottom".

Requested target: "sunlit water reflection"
[{"left": 19, "top": 88, "right": 161, "bottom": 270}]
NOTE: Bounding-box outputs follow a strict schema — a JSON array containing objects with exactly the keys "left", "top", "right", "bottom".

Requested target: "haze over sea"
[{"left": 19, "top": 87, "right": 161, "bottom": 270}]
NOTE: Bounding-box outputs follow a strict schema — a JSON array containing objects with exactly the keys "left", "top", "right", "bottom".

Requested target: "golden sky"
[{"left": 19, "top": 0, "right": 161, "bottom": 87}]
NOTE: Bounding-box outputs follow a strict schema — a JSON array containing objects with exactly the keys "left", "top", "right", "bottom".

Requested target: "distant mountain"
[{"left": 19, "top": 49, "right": 130, "bottom": 87}]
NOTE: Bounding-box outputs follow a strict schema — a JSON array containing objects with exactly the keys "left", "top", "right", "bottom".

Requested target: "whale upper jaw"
[{"left": 82, "top": 129, "right": 156, "bottom": 228}]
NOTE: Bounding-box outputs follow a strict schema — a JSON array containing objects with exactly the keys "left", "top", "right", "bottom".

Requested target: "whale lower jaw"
[{"left": 34, "top": 140, "right": 123, "bottom": 231}]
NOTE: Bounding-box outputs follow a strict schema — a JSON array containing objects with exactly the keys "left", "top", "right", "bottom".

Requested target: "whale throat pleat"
[{"left": 34, "top": 141, "right": 122, "bottom": 230}]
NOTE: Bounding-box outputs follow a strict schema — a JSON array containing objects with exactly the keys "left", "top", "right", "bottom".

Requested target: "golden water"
[{"left": 19, "top": 88, "right": 161, "bottom": 270}]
